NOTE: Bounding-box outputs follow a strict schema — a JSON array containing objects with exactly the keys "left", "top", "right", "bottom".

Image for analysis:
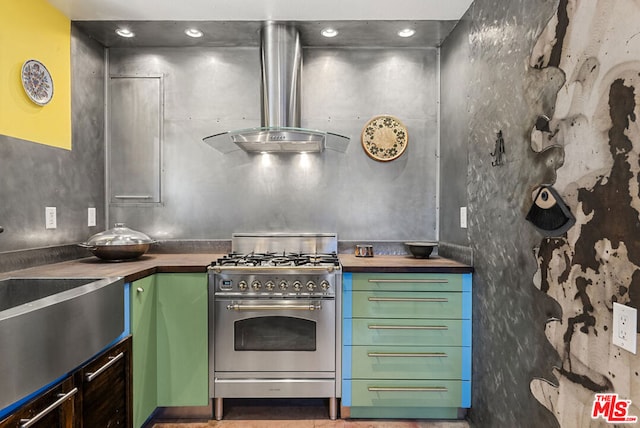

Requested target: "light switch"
[
  {"left": 45, "top": 207, "right": 56, "bottom": 229},
  {"left": 88, "top": 207, "right": 97, "bottom": 227},
  {"left": 460, "top": 206, "right": 468, "bottom": 229}
]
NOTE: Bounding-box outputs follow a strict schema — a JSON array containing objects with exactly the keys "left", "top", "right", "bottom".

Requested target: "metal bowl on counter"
[
  {"left": 79, "top": 223, "right": 156, "bottom": 261},
  {"left": 405, "top": 241, "right": 438, "bottom": 259}
]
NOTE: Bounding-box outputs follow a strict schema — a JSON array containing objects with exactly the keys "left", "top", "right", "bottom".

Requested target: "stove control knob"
[
  {"left": 293, "top": 281, "right": 302, "bottom": 291},
  {"left": 306, "top": 281, "right": 316, "bottom": 291},
  {"left": 265, "top": 281, "right": 275, "bottom": 291},
  {"left": 320, "top": 280, "right": 330, "bottom": 291},
  {"left": 238, "top": 280, "right": 248, "bottom": 291},
  {"left": 279, "top": 280, "right": 288, "bottom": 290},
  {"left": 251, "top": 280, "right": 262, "bottom": 291}
]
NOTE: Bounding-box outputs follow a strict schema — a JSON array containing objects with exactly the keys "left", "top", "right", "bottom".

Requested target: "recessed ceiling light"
[
  {"left": 397, "top": 28, "right": 416, "bottom": 38},
  {"left": 321, "top": 27, "right": 339, "bottom": 38},
  {"left": 185, "top": 28, "right": 203, "bottom": 38},
  {"left": 115, "top": 28, "right": 135, "bottom": 38}
]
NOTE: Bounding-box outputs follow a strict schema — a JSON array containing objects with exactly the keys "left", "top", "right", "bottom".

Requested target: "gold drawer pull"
[
  {"left": 368, "top": 386, "right": 448, "bottom": 393},
  {"left": 368, "top": 352, "right": 448, "bottom": 358},
  {"left": 368, "top": 324, "right": 448, "bottom": 330},
  {"left": 368, "top": 297, "right": 448, "bottom": 303},
  {"left": 368, "top": 279, "right": 448, "bottom": 284}
]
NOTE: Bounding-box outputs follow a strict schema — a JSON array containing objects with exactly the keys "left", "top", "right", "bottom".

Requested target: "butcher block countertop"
[
  {"left": 339, "top": 254, "right": 473, "bottom": 273},
  {"left": 1, "top": 253, "right": 472, "bottom": 283}
]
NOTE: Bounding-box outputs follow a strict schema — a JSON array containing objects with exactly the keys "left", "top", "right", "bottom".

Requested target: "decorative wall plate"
[
  {"left": 21, "top": 59, "right": 54, "bottom": 106},
  {"left": 361, "top": 115, "right": 409, "bottom": 161}
]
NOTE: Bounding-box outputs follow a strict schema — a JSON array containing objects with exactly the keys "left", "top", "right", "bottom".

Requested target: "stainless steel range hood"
[{"left": 203, "top": 23, "right": 349, "bottom": 154}]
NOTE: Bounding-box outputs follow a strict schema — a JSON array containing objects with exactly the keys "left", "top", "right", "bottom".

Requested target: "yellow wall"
[{"left": 0, "top": 0, "right": 71, "bottom": 150}]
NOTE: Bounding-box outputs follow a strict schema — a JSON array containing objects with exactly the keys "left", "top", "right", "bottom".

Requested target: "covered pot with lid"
[{"left": 80, "top": 223, "right": 156, "bottom": 261}]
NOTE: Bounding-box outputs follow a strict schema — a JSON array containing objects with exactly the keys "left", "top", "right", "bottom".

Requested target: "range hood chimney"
[{"left": 203, "top": 22, "right": 349, "bottom": 153}]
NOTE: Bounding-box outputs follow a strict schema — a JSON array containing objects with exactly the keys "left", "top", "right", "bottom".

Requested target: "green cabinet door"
[
  {"left": 156, "top": 273, "right": 209, "bottom": 407},
  {"left": 351, "top": 291, "right": 465, "bottom": 319},
  {"left": 348, "top": 345, "right": 467, "bottom": 380},
  {"left": 130, "top": 273, "right": 209, "bottom": 427},
  {"left": 350, "top": 318, "right": 466, "bottom": 346},
  {"left": 130, "top": 275, "right": 158, "bottom": 428},
  {"left": 349, "top": 379, "right": 468, "bottom": 407},
  {"left": 350, "top": 273, "right": 464, "bottom": 292}
]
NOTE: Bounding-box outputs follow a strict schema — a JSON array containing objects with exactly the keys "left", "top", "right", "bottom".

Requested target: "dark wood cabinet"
[
  {"left": 0, "top": 336, "right": 132, "bottom": 428},
  {"left": 0, "top": 378, "right": 77, "bottom": 428},
  {"left": 76, "top": 336, "right": 132, "bottom": 427}
]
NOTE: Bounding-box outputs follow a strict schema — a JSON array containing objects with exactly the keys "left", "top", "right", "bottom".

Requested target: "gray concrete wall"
[
  {"left": 440, "top": 19, "right": 471, "bottom": 247},
  {"left": 0, "top": 26, "right": 105, "bottom": 254}
]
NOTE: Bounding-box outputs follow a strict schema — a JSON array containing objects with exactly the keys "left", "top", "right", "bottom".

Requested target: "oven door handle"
[{"left": 226, "top": 303, "right": 322, "bottom": 311}]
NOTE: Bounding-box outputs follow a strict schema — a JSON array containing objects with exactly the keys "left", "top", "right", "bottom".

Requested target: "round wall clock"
[
  {"left": 21, "top": 59, "right": 54, "bottom": 106},
  {"left": 361, "top": 115, "right": 409, "bottom": 161}
]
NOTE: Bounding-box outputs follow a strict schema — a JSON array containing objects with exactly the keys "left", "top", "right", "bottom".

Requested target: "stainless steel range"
[{"left": 208, "top": 233, "right": 342, "bottom": 420}]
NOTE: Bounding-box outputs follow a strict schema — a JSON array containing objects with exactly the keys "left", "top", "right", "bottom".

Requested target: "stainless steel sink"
[
  {"left": 0, "top": 277, "right": 105, "bottom": 311},
  {"left": 0, "top": 276, "right": 125, "bottom": 411}
]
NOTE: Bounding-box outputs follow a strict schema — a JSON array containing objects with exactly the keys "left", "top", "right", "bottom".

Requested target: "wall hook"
[{"left": 490, "top": 130, "right": 505, "bottom": 166}]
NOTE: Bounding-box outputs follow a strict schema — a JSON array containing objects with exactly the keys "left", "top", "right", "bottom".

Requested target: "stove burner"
[
  {"left": 212, "top": 251, "right": 339, "bottom": 267},
  {"left": 270, "top": 256, "right": 302, "bottom": 265},
  {"left": 301, "top": 253, "right": 340, "bottom": 266}
]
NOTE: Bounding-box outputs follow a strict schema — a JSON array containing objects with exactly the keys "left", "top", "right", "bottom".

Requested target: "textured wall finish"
[
  {"left": 528, "top": 1, "right": 640, "bottom": 426},
  {"left": 440, "top": 0, "right": 564, "bottom": 427},
  {"left": 440, "top": 0, "right": 640, "bottom": 426}
]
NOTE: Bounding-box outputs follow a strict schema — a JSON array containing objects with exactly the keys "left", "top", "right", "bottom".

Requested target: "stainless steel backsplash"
[{"left": 1, "top": 26, "right": 440, "bottom": 255}]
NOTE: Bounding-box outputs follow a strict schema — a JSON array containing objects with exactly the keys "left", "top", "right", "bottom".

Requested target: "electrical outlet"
[
  {"left": 88, "top": 207, "right": 96, "bottom": 227},
  {"left": 460, "top": 206, "right": 468, "bottom": 229},
  {"left": 613, "top": 302, "right": 637, "bottom": 354},
  {"left": 45, "top": 207, "right": 57, "bottom": 229}
]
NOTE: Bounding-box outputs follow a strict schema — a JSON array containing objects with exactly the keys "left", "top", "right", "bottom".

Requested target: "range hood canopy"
[{"left": 204, "top": 22, "right": 349, "bottom": 153}]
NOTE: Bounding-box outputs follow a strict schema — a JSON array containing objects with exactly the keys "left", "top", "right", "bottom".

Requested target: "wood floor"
[
  {"left": 152, "top": 422, "right": 469, "bottom": 428},
  {"left": 147, "top": 399, "right": 470, "bottom": 428}
]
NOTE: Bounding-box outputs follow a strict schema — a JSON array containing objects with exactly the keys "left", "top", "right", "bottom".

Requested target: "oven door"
[{"left": 214, "top": 297, "right": 335, "bottom": 373}]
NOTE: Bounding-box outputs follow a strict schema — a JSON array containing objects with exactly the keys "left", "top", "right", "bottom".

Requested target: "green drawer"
[
  {"left": 352, "top": 291, "right": 463, "bottom": 319},
  {"left": 350, "top": 379, "right": 467, "bottom": 407},
  {"left": 351, "top": 273, "right": 463, "bottom": 292},
  {"left": 349, "top": 346, "right": 465, "bottom": 379},
  {"left": 350, "top": 318, "right": 466, "bottom": 346}
]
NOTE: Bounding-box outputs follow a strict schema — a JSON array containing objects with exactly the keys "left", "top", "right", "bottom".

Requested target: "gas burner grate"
[
  {"left": 291, "top": 252, "right": 340, "bottom": 266},
  {"left": 212, "top": 251, "right": 339, "bottom": 267}
]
